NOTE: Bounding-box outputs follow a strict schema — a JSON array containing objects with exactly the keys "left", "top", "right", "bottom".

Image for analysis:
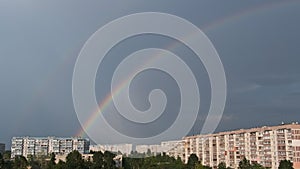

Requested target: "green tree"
[
  {"left": 218, "top": 162, "right": 227, "bottom": 169},
  {"left": 3, "top": 160, "right": 13, "bottom": 169},
  {"left": 278, "top": 160, "right": 293, "bottom": 169},
  {"left": 91, "top": 151, "right": 104, "bottom": 169},
  {"left": 2, "top": 151, "right": 11, "bottom": 161},
  {"left": 45, "top": 153, "right": 56, "bottom": 169},
  {"left": 174, "top": 157, "right": 185, "bottom": 169},
  {"left": 238, "top": 157, "right": 251, "bottom": 169},
  {"left": 251, "top": 162, "right": 265, "bottom": 169},
  {"left": 187, "top": 154, "right": 199, "bottom": 169},
  {"left": 27, "top": 155, "right": 36, "bottom": 168},
  {"left": 50, "top": 153, "right": 56, "bottom": 165},
  {"left": 218, "top": 162, "right": 234, "bottom": 169},
  {"left": 27, "top": 155, "right": 42, "bottom": 169},
  {"left": 195, "top": 163, "right": 205, "bottom": 169},
  {"left": 30, "top": 160, "right": 42, "bottom": 169},
  {"left": 13, "top": 155, "right": 28, "bottom": 169},
  {"left": 0, "top": 153, "right": 4, "bottom": 168},
  {"left": 65, "top": 150, "right": 87, "bottom": 169},
  {"left": 103, "top": 151, "right": 116, "bottom": 169},
  {"left": 123, "top": 157, "right": 144, "bottom": 169},
  {"left": 54, "top": 160, "right": 66, "bottom": 169},
  {"left": 0, "top": 152, "right": 12, "bottom": 169}
]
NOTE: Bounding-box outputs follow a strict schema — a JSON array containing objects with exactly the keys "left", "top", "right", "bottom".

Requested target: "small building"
[{"left": 0, "top": 143, "right": 5, "bottom": 155}]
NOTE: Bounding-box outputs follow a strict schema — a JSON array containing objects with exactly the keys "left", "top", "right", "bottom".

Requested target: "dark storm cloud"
[
  {"left": 0, "top": 0, "right": 300, "bottom": 146},
  {"left": 251, "top": 75, "right": 300, "bottom": 87}
]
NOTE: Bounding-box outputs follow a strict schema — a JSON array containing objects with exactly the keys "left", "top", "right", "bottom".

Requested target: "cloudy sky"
[{"left": 1, "top": 0, "right": 300, "bottom": 147}]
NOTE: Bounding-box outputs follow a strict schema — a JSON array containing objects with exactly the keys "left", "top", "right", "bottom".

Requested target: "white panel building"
[
  {"left": 183, "top": 123, "right": 300, "bottom": 169},
  {"left": 136, "top": 144, "right": 162, "bottom": 155},
  {"left": 90, "top": 144, "right": 132, "bottom": 155},
  {"left": 11, "top": 136, "right": 90, "bottom": 158}
]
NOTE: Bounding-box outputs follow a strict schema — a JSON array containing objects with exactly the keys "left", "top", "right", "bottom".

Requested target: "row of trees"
[
  {"left": 0, "top": 151, "right": 295, "bottom": 169},
  {"left": 0, "top": 151, "right": 209, "bottom": 169},
  {"left": 238, "top": 157, "right": 294, "bottom": 169},
  {"left": 127, "top": 154, "right": 292, "bottom": 169},
  {"left": 0, "top": 150, "right": 117, "bottom": 169}
]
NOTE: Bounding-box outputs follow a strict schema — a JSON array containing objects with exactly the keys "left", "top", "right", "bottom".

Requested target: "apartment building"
[
  {"left": 161, "top": 140, "right": 185, "bottom": 160},
  {"left": 133, "top": 140, "right": 185, "bottom": 158},
  {"left": 11, "top": 136, "right": 90, "bottom": 158},
  {"left": 183, "top": 123, "right": 300, "bottom": 169},
  {"left": 0, "top": 143, "right": 5, "bottom": 154},
  {"left": 90, "top": 144, "right": 132, "bottom": 155},
  {"left": 90, "top": 141, "right": 184, "bottom": 158},
  {"left": 136, "top": 144, "right": 162, "bottom": 155}
]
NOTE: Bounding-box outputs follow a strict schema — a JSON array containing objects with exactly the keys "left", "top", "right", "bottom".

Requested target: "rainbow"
[
  {"left": 76, "top": 49, "right": 166, "bottom": 137},
  {"left": 75, "top": 1, "right": 297, "bottom": 137}
]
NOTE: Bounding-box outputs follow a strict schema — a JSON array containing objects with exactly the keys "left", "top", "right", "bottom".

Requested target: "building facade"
[
  {"left": 136, "top": 144, "right": 162, "bottom": 155},
  {"left": 134, "top": 140, "right": 185, "bottom": 158},
  {"left": 90, "top": 144, "right": 132, "bottom": 155},
  {"left": 183, "top": 123, "right": 300, "bottom": 169},
  {"left": 11, "top": 137, "right": 89, "bottom": 158},
  {"left": 90, "top": 141, "right": 184, "bottom": 158},
  {"left": 161, "top": 140, "right": 185, "bottom": 160},
  {"left": 0, "top": 143, "right": 5, "bottom": 155}
]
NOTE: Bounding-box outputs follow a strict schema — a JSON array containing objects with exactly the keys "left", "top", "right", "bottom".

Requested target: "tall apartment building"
[
  {"left": 11, "top": 137, "right": 90, "bottom": 158},
  {"left": 183, "top": 123, "right": 300, "bottom": 169},
  {"left": 0, "top": 143, "right": 5, "bottom": 154}
]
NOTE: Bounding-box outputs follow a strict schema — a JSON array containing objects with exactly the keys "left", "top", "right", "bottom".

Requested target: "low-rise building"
[
  {"left": 90, "top": 144, "right": 132, "bottom": 155},
  {"left": 136, "top": 144, "right": 162, "bottom": 155},
  {"left": 0, "top": 143, "right": 5, "bottom": 155},
  {"left": 135, "top": 140, "right": 184, "bottom": 158},
  {"left": 161, "top": 140, "right": 185, "bottom": 160}
]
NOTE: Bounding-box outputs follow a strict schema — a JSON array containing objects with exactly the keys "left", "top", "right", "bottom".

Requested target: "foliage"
[
  {"left": 65, "top": 150, "right": 87, "bottom": 169},
  {"left": 0, "top": 153, "right": 4, "bottom": 168},
  {"left": 45, "top": 153, "right": 56, "bottom": 169},
  {"left": 91, "top": 151, "right": 104, "bottom": 169},
  {"left": 13, "top": 155, "right": 28, "bottom": 169},
  {"left": 54, "top": 160, "right": 66, "bottom": 169},
  {"left": 0, "top": 151, "right": 271, "bottom": 169},
  {"left": 123, "top": 153, "right": 185, "bottom": 169},
  {"left": 218, "top": 162, "right": 227, "bottom": 169},
  {"left": 103, "top": 151, "right": 116, "bottom": 169},
  {"left": 187, "top": 154, "right": 199, "bottom": 169},
  {"left": 195, "top": 163, "right": 212, "bottom": 169},
  {"left": 239, "top": 157, "right": 252, "bottom": 169},
  {"left": 2, "top": 151, "right": 11, "bottom": 161},
  {"left": 237, "top": 157, "right": 266, "bottom": 169},
  {"left": 278, "top": 160, "right": 294, "bottom": 169},
  {"left": 251, "top": 162, "right": 265, "bottom": 169}
]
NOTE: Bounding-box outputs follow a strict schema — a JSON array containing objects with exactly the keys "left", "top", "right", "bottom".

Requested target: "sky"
[{"left": 0, "top": 0, "right": 300, "bottom": 148}]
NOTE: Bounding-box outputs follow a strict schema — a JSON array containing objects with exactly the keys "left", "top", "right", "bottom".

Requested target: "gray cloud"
[{"left": 1, "top": 0, "right": 300, "bottom": 147}]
